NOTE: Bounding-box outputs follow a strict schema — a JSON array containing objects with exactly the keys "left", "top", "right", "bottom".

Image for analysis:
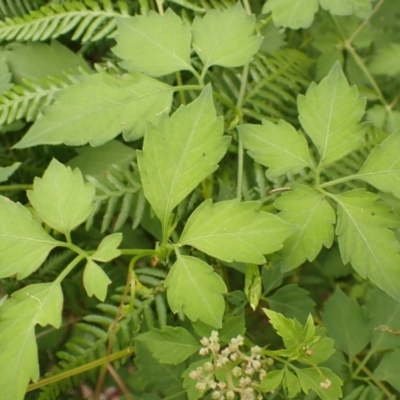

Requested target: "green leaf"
[
  {"left": 372, "top": 349, "right": 400, "bottom": 392},
  {"left": 0, "top": 196, "right": 59, "bottom": 279},
  {"left": 284, "top": 368, "right": 301, "bottom": 398},
  {"left": 321, "top": 287, "right": 370, "bottom": 359},
  {"left": 263, "top": 308, "right": 303, "bottom": 349},
  {"left": 245, "top": 264, "right": 262, "bottom": 310},
  {"left": 68, "top": 140, "right": 136, "bottom": 178},
  {"left": 267, "top": 284, "right": 316, "bottom": 324},
  {"left": 0, "top": 282, "right": 63, "bottom": 400},
  {"left": 92, "top": 233, "right": 122, "bottom": 262},
  {"left": 113, "top": 9, "right": 193, "bottom": 77},
  {"left": 368, "top": 44, "right": 400, "bottom": 76},
  {"left": 137, "top": 86, "right": 229, "bottom": 235},
  {"left": 303, "top": 334, "right": 336, "bottom": 364},
  {"left": 261, "top": 262, "right": 284, "bottom": 295},
  {"left": 238, "top": 120, "right": 311, "bottom": 178},
  {"left": 1, "top": 40, "right": 90, "bottom": 85},
  {"left": 334, "top": 190, "right": 400, "bottom": 301},
  {"left": 0, "top": 57, "right": 11, "bottom": 95},
  {"left": 165, "top": 254, "right": 227, "bottom": 328},
  {"left": 192, "top": 4, "right": 262, "bottom": 69},
  {"left": 27, "top": 159, "right": 95, "bottom": 236},
  {"left": 319, "top": 0, "right": 372, "bottom": 18},
  {"left": 295, "top": 367, "right": 342, "bottom": 399},
  {"left": 133, "top": 340, "right": 186, "bottom": 396},
  {"left": 14, "top": 72, "right": 173, "bottom": 148},
  {"left": 137, "top": 326, "right": 200, "bottom": 364},
  {"left": 262, "top": 0, "right": 319, "bottom": 29},
  {"left": 365, "top": 287, "right": 400, "bottom": 351},
  {"left": 358, "top": 132, "right": 400, "bottom": 199},
  {"left": 0, "top": 162, "right": 21, "bottom": 183},
  {"left": 219, "top": 314, "right": 246, "bottom": 343},
  {"left": 178, "top": 199, "right": 292, "bottom": 264},
  {"left": 298, "top": 62, "right": 366, "bottom": 165},
  {"left": 259, "top": 369, "right": 284, "bottom": 391},
  {"left": 275, "top": 184, "right": 336, "bottom": 271},
  {"left": 83, "top": 259, "right": 111, "bottom": 301}
]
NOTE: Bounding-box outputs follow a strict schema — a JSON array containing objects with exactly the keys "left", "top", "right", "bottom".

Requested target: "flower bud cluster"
[{"left": 189, "top": 331, "right": 272, "bottom": 400}]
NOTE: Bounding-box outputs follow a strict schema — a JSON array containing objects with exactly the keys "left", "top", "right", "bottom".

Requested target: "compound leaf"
[
  {"left": 334, "top": 190, "right": 400, "bottom": 301},
  {"left": 137, "top": 326, "right": 200, "bottom": 365},
  {"left": 0, "top": 196, "right": 59, "bottom": 279},
  {"left": 192, "top": 4, "right": 262, "bottom": 69},
  {"left": 178, "top": 199, "right": 292, "bottom": 264},
  {"left": 275, "top": 184, "right": 336, "bottom": 271},
  {"left": 298, "top": 62, "right": 366, "bottom": 166},
  {"left": 83, "top": 259, "right": 111, "bottom": 301},
  {"left": 358, "top": 132, "right": 400, "bottom": 199},
  {"left": 14, "top": 72, "right": 173, "bottom": 147},
  {"left": 295, "top": 367, "right": 342, "bottom": 400},
  {"left": 92, "top": 233, "right": 122, "bottom": 262},
  {"left": 238, "top": 120, "right": 311, "bottom": 178},
  {"left": 27, "top": 159, "right": 95, "bottom": 236},
  {"left": 321, "top": 287, "right": 370, "bottom": 360},
  {"left": 165, "top": 254, "right": 227, "bottom": 328},
  {"left": 0, "top": 282, "right": 63, "bottom": 400},
  {"left": 113, "top": 9, "right": 193, "bottom": 77},
  {"left": 262, "top": 0, "right": 319, "bottom": 29},
  {"left": 137, "top": 86, "right": 229, "bottom": 235}
]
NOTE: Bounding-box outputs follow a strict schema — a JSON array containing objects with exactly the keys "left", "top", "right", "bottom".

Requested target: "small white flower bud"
[
  {"left": 212, "top": 391, "right": 221, "bottom": 399},
  {"left": 199, "top": 348, "right": 209, "bottom": 356},
  {"left": 252, "top": 360, "right": 261, "bottom": 370},
  {"left": 200, "top": 337, "right": 210, "bottom": 346},
  {"left": 196, "top": 382, "right": 206, "bottom": 392},
  {"left": 204, "top": 362, "right": 213, "bottom": 371},
  {"left": 226, "top": 391, "right": 235, "bottom": 400},
  {"left": 320, "top": 379, "right": 332, "bottom": 390},
  {"left": 232, "top": 366, "right": 242, "bottom": 377}
]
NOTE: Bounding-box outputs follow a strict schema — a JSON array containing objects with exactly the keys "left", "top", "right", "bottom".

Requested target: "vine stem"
[
  {"left": 0, "top": 183, "right": 32, "bottom": 191},
  {"left": 26, "top": 346, "right": 134, "bottom": 392}
]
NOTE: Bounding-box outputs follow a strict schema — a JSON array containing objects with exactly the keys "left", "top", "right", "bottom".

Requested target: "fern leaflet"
[{"left": 0, "top": 0, "right": 129, "bottom": 43}]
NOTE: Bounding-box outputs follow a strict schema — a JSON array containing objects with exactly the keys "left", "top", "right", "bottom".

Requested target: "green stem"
[
  {"left": 0, "top": 183, "right": 32, "bottom": 191},
  {"left": 318, "top": 173, "right": 360, "bottom": 189},
  {"left": 55, "top": 254, "right": 85, "bottom": 284},
  {"left": 236, "top": 63, "right": 250, "bottom": 200},
  {"left": 26, "top": 346, "right": 134, "bottom": 392}
]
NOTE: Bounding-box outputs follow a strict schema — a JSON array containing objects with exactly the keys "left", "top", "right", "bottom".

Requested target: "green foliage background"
[{"left": 0, "top": 0, "right": 400, "bottom": 399}]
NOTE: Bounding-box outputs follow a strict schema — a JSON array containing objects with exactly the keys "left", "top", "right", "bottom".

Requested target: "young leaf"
[
  {"left": 92, "top": 232, "right": 122, "bottom": 262},
  {"left": 334, "top": 190, "right": 400, "bottom": 301},
  {"left": 262, "top": 0, "right": 319, "bottom": 29},
  {"left": 192, "top": 4, "right": 262, "bottom": 69},
  {"left": 164, "top": 253, "right": 227, "bottom": 328},
  {"left": 295, "top": 367, "right": 342, "bottom": 399},
  {"left": 274, "top": 184, "right": 336, "bottom": 271},
  {"left": 267, "top": 284, "right": 316, "bottom": 324},
  {"left": 298, "top": 62, "right": 366, "bottom": 166},
  {"left": 238, "top": 120, "right": 311, "bottom": 178},
  {"left": 113, "top": 9, "right": 193, "bottom": 77},
  {"left": 136, "top": 326, "right": 200, "bottom": 365},
  {"left": 178, "top": 199, "right": 292, "bottom": 264},
  {"left": 321, "top": 287, "right": 370, "bottom": 360},
  {"left": 319, "top": 0, "right": 372, "bottom": 18},
  {"left": 27, "top": 159, "right": 95, "bottom": 236},
  {"left": 244, "top": 264, "right": 262, "bottom": 310},
  {"left": 0, "top": 161, "right": 21, "bottom": 183},
  {"left": 0, "top": 196, "right": 59, "bottom": 279},
  {"left": 0, "top": 282, "right": 63, "bottom": 400},
  {"left": 83, "top": 259, "right": 111, "bottom": 301},
  {"left": 357, "top": 132, "right": 400, "bottom": 199},
  {"left": 14, "top": 72, "right": 173, "bottom": 148},
  {"left": 137, "top": 86, "right": 229, "bottom": 235}
]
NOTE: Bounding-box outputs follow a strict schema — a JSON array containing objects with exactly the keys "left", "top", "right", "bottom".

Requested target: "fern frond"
[
  {"left": 85, "top": 164, "right": 144, "bottom": 232},
  {"left": 0, "top": 0, "right": 129, "bottom": 43},
  {"left": 244, "top": 49, "right": 313, "bottom": 124},
  {"left": 0, "top": 74, "right": 74, "bottom": 126},
  {"left": 167, "top": 0, "right": 234, "bottom": 12},
  {"left": 0, "top": 0, "right": 40, "bottom": 18}
]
